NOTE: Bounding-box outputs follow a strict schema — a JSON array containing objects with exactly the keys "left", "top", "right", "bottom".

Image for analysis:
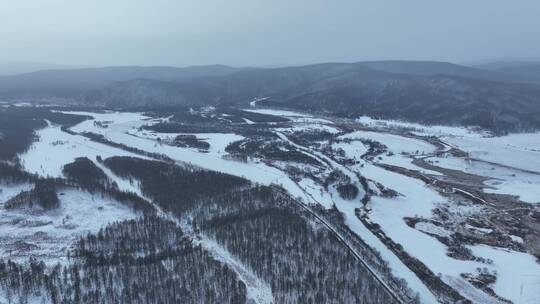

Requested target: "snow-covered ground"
[
  {"left": 443, "top": 132, "right": 540, "bottom": 175},
  {"left": 249, "top": 97, "right": 270, "bottom": 107},
  {"left": 244, "top": 108, "right": 335, "bottom": 124},
  {"left": 274, "top": 132, "right": 440, "bottom": 302},
  {"left": 243, "top": 108, "right": 312, "bottom": 118},
  {"left": 0, "top": 188, "right": 137, "bottom": 264},
  {"left": 470, "top": 245, "right": 540, "bottom": 304},
  {"left": 427, "top": 156, "right": 540, "bottom": 204},
  {"left": 276, "top": 112, "right": 540, "bottom": 303},
  {"left": 19, "top": 122, "right": 142, "bottom": 178},
  {"left": 277, "top": 124, "right": 341, "bottom": 134},
  {"left": 58, "top": 110, "right": 437, "bottom": 301},
  {"left": 322, "top": 183, "right": 440, "bottom": 303},
  {"left": 197, "top": 236, "right": 274, "bottom": 304},
  {"left": 131, "top": 130, "right": 244, "bottom": 156},
  {"left": 59, "top": 110, "right": 319, "bottom": 208},
  {"left": 56, "top": 109, "right": 540, "bottom": 303},
  {"left": 357, "top": 116, "right": 488, "bottom": 138},
  {"left": 340, "top": 131, "right": 435, "bottom": 155},
  {"left": 338, "top": 130, "right": 441, "bottom": 175},
  {"left": 0, "top": 183, "right": 33, "bottom": 203},
  {"left": 359, "top": 162, "right": 516, "bottom": 303},
  {"left": 358, "top": 114, "right": 540, "bottom": 203},
  {"left": 94, "top": 161, "right": 147, "bottom": 198},
  {"left": 332, "top": 141, "right": 368, "bottom": 161}
]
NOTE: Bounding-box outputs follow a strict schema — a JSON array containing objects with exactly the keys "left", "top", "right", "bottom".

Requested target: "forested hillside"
[
  {"left": 85, "top": 62, "right": 540, "bottom": 133},
  {"left": 2, "top": 61, "right": 540, "bottom": 133},
  {"left": 0, "top": 217, "right": 247, "bottom": 303},
  {"left": 0, "top": 107, "right": 89, "bottom": 160},
  {"left": 0, "top": 154, "right": 411, "bottom": 303}
]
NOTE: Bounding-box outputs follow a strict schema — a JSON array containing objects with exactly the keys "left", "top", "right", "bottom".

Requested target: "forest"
[
  {"left": 191, "top": 186, "right": 408, "bottom": 304},
  {"left": 103, "top": 156, "right": 250, "bottom": 216},
  {"left": 0, "top": 138, "right": 414, "bottom": 303},
  {"left": 4, "top": 178, "right": 60, "bottom": 210},
  {"left": 225, "top": 137, "right": 323, "bottom": 167},
  {"left": 171, "top": 135, "right": 210, "bottom": 150},
  {"left": 0, "top": 106, "right": 88, "bottom": 161},
  {"left": 0, "top": 217, "right": 247, "bottom": 303}
]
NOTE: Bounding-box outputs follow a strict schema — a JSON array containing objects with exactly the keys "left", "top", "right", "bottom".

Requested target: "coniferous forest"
[{"left": 0, "top": 156, "right": 406, "bottom": 303}]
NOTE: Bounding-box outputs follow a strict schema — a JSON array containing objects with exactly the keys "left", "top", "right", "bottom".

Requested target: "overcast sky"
[{"left": 1, "top": 0, "right": 539, "bottom": 67}]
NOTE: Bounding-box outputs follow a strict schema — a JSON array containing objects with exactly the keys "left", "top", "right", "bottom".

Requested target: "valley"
[{"left": 1, "top": 103, "right": 538, "bottom": 303}]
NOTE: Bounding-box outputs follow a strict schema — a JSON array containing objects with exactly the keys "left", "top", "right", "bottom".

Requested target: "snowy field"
[
  {"left": 357, "top": 116, "right": 488, "bottom": 138},
  {"left": 0, "top": 187, "right": 137, "bottom": 264},
  {"left": 244, "top": 108, "right": 334, "bottom": 124},
  {"left": 0, "top": 183, "right": 33, "bottom": 203},
  {"left": 59, "top": 110, "right": 319, "bottom": 207},
  {"left": 361, "top": 163, "right": 538, "bottom": 304},
  {"left": 19, "top": 122, "right": 142, "bottom": 178},
  {"left": 276, "top": 124, "right": 341, "bottom": 134},
  {"left": 274, "top": 111, "right": 540, "bottom": 303},
  {"left": 357, "top": 115, "right": 540, "bottom": 204},
  {"left": 443, "top": 133, "right": 540, "bottom": 175},
  {"left": 243, "top": 108, "right": 312, "bottom": 118},
  {"left": 338, "top": 130, "right": 441, "bottom": 175},
  {"left": 427, "top": 156, "right": 540, "bottom": 204},
  {"left": 131, "top": 130, "right": 244, "bottom": 156},
  {"left": 54, "top": 109, "right": 540, "bottom": 303}
]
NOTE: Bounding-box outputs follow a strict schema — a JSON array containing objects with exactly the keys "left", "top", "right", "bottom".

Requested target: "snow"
[
  {"left": 415, "top": 222, "right": 452, "bottom": 238},
  {"left": 274, "top": 132, "right": 440, "bottom": 303},
  {"left": 0, "top": 183, "right": 33, "bottom": 203},
  {"left": 250, "top": 97, "right": 270, "bottom": 107},
  {"left": 443, "top": 275, "right": 508, "bottom": 304},
  {"left": 131, "top": 131, "right": 244, "bottom": 156},
  {"left": 485, "top": 179, "right": 540, "bottom": 204},
  {"left": 341, "top": 131, "right": 436, "bottom": 155},
  {"left": 357, "top": 116, "right": 487, "bottom": 138},
  {"left": 443, "top": 133, "right": 540, "bottom": 174},
  {"left": 469, "top": 245, "right": 540, "bottom": 304},
  {"left": 245, "top": 108, "right": 336, "bottom": 124},
  {"left": 0, "top": 189, "right": 137, "bottom": 264},
  {"left": 332, "top": 141, "right": 368, "bottom": 161},
  {"left": 277, "top": 124, "right": 341, "bottom": 134},
  {"left": 427, "top": 156, "right": 540, "bottom": 204},
  {"left": 99, "top": 160, "right": 275, "bottom": 304},
  {"left": 198, "top": 237, "right": 274, "bottom": 304},
  {"left": 276, "top": 132, "right": 362, "bottom": 187},
  {"left": 93, "top": 161, "right": 147, "bottom": 199},
  {"left": 19, "top": 122, "right": 142, "bottom": 178},
  {"left": 510, "top": 235, "right": 524, "bottom": 244},
  {"left": 465, "top": 224, "right": 493, "bottom": 234},
  {"left": 243, "top": 118, "right": 255, "bottom": 124},
  {"left": 56, "top": 109, "right": 540, "bottom": 303},
  {"left": 59, "top": 110, "right": 317, "bottom": 208},
  {"left": 297, "top": 178, "right": 335, "bottom": 209},
  {"left": 59, "top": 110, "right": 438, "bottom": 302},
  {"left": 364, "top": 181, "right": 496, "bottom": 302},
  {"left": 360, "top": 160, "right": 540, "bottom": 303},
  {"left": 335, "top": 198, "right": 439, "bottom": 303},
  {"left": 292, "top": 116, "right": 335, "bottom": 124},
  {"left": 338, "top": 130, "right": 441, "bottom": 175},
  {"left": 425, "top": 156, "right": 469, "bottom": 172},
  {"left": 243, "top": 108, "right": 311, "bottom": 118}
]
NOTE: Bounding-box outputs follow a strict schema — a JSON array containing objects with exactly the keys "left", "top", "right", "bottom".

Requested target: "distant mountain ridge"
[
  {"left": 0, "top": 65, "right": 239, "bottom": 99},
  {"left": 2, "top": 60, "right": 540, "bottom": 133},
  {"left": 0, "top": 62, "right": 87, "bottom": 76}
]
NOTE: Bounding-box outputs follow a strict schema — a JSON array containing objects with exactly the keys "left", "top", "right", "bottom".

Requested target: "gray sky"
[{"left": 1, "top": 0, "right": 539, "bottom": 67}]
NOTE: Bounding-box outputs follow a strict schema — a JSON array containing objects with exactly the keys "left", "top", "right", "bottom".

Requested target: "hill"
[
  {"left": 2, "top": 60, "right": 540, "bottom": 133},
  {"left": 0, "top": 65, "right": 238, "bottom": 98}
]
